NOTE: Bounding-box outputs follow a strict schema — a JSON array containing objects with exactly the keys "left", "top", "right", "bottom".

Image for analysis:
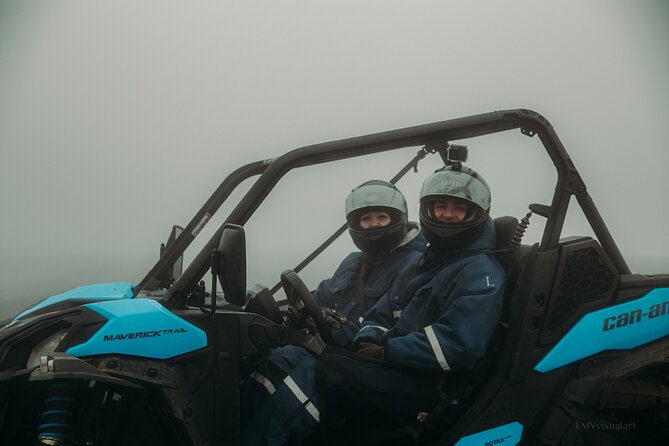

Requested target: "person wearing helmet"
[
  {"left": 313, "top": 179, "right": 425, "bottom": 348},
  {"left": 352, "top": 165, "right": 501, "bottom": 368},
  {"left": 240, "top": 180, "right": 424, "bottom": 429},
  {"left": 241, "top": 165, "right": 506, "bottom": 446}
]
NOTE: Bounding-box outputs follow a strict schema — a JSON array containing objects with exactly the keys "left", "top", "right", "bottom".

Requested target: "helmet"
[
  {"left": 419, "top": 165, "right": 491, "bottom": 250},
  {"left": 345, "top": 180, "right": 408, "bottom": 256}
]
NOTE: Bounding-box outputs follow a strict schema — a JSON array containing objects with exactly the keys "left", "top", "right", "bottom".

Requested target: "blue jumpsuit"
[
  {"left": 241, "top": 218, "right": 505, "bottom": 445},
  {"left": 313, "top": 223, "right": 425, "bottom": 348},
  {"left": 241, "top": 226, "right": 424, "bottom": 427}
]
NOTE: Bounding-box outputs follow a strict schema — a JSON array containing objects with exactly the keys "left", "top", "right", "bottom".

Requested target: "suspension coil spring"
[
  {"left": 38, "top": 382, "right": 77, "bottom": 445},
  {"left": 511, "top": 211, "right": 532, "bottom": 250}
]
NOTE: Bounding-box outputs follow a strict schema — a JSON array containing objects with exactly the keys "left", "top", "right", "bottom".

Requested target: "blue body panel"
[
  {"left": 454, "top": 422, "right": 523, "bottom": 446},
  {"left": 13, "top": 282, "right": 134, "bottom": 321},
  {"left": 535, "top": 287, "right": 669, "bottom": 373},
  {"left": 66, "top": 299, "right": 208, "bottom": 359}
]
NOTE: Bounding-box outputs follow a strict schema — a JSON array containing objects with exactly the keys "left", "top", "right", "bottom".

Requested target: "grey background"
[{"left": 1, "top": 1, "right": 668, "bottom": 319}]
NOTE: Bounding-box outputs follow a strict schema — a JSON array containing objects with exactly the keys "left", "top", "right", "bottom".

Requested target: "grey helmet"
[
  {"left": 419, "top": 165, "right": 491, "bottom": 249},
  {"left": 345, "top": 180, "right": 409, "bottom": 256}
]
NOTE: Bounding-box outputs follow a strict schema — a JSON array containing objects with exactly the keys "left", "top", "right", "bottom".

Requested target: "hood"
[{"left": 12, "top": 282, "right": 134, "bottom": 322}]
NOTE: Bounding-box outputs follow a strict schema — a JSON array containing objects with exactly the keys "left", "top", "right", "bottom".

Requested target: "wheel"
[{"left": 280, "top": 270, "right": 334, "bottom": 344}]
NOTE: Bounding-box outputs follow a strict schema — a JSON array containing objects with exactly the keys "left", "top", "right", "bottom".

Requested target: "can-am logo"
[
  {"left": 603, "top": 300, "right": 669, "bottom": 331},
  {"left": 103, "top": 328, "right": 188, "bottom": 341}
]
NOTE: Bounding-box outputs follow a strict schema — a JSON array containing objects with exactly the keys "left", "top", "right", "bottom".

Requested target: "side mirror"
[{"left": 216, "top": 224, "right": 247, "bottom": 306}]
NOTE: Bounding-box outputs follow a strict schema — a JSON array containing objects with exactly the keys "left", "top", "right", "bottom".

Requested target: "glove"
[
  {"left": 356, "top": 342, "right": 386, "bottom": 360},
  {"left": 321, "top": 308, "right": 347, "bottom": 330},
  {"left": 352, "top": 325, "right": 385, "bottom": 347}
]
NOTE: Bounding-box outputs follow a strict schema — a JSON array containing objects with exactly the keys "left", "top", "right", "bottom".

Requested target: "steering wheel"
[{"left": 280, "top": 270, "right": 334, "bottom": 345}]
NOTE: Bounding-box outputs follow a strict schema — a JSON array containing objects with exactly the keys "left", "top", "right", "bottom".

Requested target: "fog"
[{"left": 1, "top": 1, "right": 667, "bottom": 320}]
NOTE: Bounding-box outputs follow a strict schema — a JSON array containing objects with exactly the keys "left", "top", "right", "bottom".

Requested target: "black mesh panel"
[{"left": 542, "top": 240, "right": 618, "bottom": 341}]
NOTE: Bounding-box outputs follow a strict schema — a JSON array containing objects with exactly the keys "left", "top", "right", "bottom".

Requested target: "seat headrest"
[{"left": 494, "top": 216, "right": 519, "bottom": 252}]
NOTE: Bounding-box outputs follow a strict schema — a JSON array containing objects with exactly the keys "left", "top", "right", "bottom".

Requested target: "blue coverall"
[
  {"left": 241, "top": 225, "right": 424, "bottom": 425},
  {"left": 313, "top": 223, "right": 425, "bottom": 348},
  {"left": 241, "top": 217, "right": 506, "bottom": 445}
]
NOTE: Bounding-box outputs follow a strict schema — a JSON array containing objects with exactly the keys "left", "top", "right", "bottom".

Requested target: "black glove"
[
  {"left": 321, "top": 308, "right": 347, "bottom": 330},
  {"left": 285, "top": 305, "right": 307, "bottom": 329},
  {"left": 356, "top": 342, "right": 386, "bottom": 360}
]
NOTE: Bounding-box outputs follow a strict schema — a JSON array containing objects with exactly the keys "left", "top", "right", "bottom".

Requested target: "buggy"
[{"left": 1, "top": 109, "right": 668, "bottom": 445}]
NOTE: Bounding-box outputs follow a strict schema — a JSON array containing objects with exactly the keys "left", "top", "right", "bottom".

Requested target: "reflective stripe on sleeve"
[
  {"left": 358, "top": 325, "right": 388, "bottom": 335},
  {"left": 284, "top": 376, "right": 320, "bottom": 422},
  {"left": 250, "top": 371, "right": 276, "bottom": 395},
  {"left": 424, "top": 325, "right": 451, "bottom": 371}
]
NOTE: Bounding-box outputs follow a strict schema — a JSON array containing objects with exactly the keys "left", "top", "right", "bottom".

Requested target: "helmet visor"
[
  {"left": 345, "top": 181, "right": 408, "bottom": 217},
  {"left": 419, "top": 169, "right": 491, "bottom": 213}
]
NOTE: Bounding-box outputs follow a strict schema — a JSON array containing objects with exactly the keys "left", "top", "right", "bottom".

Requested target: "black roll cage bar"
[
  {"left": 136, "top": 109, "right": 629, "bottom": 308},
  {"left": 133, "top": 160, "right": 271, "bottom": 294}
]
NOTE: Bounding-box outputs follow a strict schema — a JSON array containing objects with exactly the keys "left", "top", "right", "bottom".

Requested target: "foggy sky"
[{"left": 1, "top": 0, "right": 668, "bottom": 319}]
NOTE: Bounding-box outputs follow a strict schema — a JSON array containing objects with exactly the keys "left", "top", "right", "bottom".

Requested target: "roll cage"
[
  {"left": 4, "top": 109, "right": 668, "bottom": 446},
  {"left": 135, "top": 108, "right": 629, "bottom": 308}
]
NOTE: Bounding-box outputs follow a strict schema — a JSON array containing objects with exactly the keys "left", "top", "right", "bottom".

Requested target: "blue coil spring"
[{"left": 38, "top": 382, "right": 77, "bottom": 445}]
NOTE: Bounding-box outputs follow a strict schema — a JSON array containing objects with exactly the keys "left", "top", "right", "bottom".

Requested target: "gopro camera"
[{"left": 447, "top": 144, "right": 468, "bottom": 163}]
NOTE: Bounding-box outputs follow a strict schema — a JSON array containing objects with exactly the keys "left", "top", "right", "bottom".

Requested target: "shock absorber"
[
  {"left": 511, "top": 211, "right": 532, "bottom": 250},
  {"left": 37, "top": 381, "right": 77, "bottom": 445}
]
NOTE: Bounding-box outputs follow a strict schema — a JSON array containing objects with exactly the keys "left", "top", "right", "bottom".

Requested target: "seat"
[
  {"left": 408, "top": 216, "right": 522, "bottom": 443},
  {"left": 492, "top": 215, "right": 521, "bottom": 289},
  {"left": 492, "top": 216, "right": 522, "bottom": 325}
]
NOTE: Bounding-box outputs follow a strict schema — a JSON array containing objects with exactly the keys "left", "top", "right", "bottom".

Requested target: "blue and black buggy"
[{"left": 1, "top": 110, "right": 668, "bottom": 446}]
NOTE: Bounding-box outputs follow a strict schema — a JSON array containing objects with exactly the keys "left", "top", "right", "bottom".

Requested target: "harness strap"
[{"left": 353, "top": 259, "right": 368, "bottom": 310}]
